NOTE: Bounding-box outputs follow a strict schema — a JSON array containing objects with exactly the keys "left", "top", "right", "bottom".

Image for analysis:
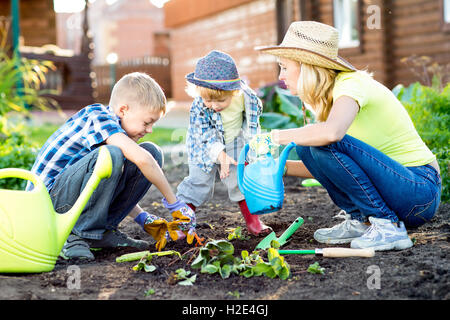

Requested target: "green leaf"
[
  {"left": 265, "top": 268, "right": 277, "bottom": 279},
  {"left": 270, "top": 239, "right": 280, "bottom": 249},
  {"left": 191, "top": 251, "right": 207, "bottom": 269},
  {"left": 275, "top": 86, "right": 303, "bottom": 118},
  {"left": 178, "top": 275, "right": 197, "bottom": 286},
  {"left": 176, "top": 268, "right": 191, "bottom": 278},
  {"left": 144, "top": 288, "right": 155, "bottom": 296},
  {"left": 144, "top": 264, "right": 156, "bottom": 273},
  {"left": 267, "top": 248, "right": 277, "bottom": 261},
  {"left": 251, "top": 262, "right": 271, "bottom": 276},
  {"left": 260, "top": 112, "right": 291, "bottom": 129},
  {"left": 220, "top": 264, "right": 232, "bottom": 279},
  {"left": 279, "top": 267, "right": 290, "bottom": 280},
  {"left": 201, "top": 264, "right": 218, "bottom": 274},
  {"left": 241, "top": 269, "right": 254, "bottom": 278},
  {"left": 216, "top": 240, "right": 234, "bottom": 255},
  {"left": 270, "top": 257, "right": 283, "bottom": 272},
  {"left": 307, "top": 262, "right": 325, "bottom": 275}
]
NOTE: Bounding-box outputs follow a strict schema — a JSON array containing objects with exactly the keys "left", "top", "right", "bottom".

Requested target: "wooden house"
[
  {"left": 0, "top": 0, "right": 95, "bottom": 110},
  {"left": 164, "top": 0, "right": 450, "bottom": 101}
]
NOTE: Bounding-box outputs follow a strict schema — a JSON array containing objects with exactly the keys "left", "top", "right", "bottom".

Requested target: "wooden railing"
[
  {"left": 21, "top": 47, "right": 95, "bottom": 110},
  {"left": 92, "top": 55, "right": 172, "bottom": 105},
  {"left": 18, "top": 50, "right": 172, "bottom": 109}
]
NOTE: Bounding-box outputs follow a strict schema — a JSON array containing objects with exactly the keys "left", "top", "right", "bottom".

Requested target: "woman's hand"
[
  {"left": 249, "top": 132, "right": 279, "bottom": 155},
  {"left": 217, "top": 151, "right": 237, "bottom": 179}
]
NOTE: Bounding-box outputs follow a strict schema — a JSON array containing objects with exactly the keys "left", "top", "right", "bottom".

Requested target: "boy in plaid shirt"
[
  {"left": 28, "top": 72, "right": 199, "bottom": 259},
  {"left": 176, "top": 51, "right": 272, "bottom": 236}
]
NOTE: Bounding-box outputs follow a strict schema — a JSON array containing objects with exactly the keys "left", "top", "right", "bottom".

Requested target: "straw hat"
[
  {"left": 255, "top": 21, "right": 355, "bottom": 72},
  {"left": 186, "top": 50, "right": 241, "bottom": 91}
]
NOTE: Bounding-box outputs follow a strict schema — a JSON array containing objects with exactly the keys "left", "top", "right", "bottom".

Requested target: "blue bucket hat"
[{"left": 186, "top": 50, "right": 241, "bottom": 91}]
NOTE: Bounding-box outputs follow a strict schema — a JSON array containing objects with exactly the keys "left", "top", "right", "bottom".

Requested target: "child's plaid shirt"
[
  {"left": 27, "top": 104, "right": 125, "bottom": 191},
  {"left": 186, "top": 81, "right": 262, "bottom": 173}
]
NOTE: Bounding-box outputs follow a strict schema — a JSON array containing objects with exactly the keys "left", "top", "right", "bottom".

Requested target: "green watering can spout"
[{"left": 0, "top": 146, "right": 112, "bottom": 273}]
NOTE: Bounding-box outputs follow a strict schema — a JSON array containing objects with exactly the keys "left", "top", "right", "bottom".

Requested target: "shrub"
[
  {"left": 0, "top": 50, "right": 58, "bottom": 117},
  {"left": 257, "top": 81, "right": 314, "bottom": 130},
  {"left": 0, "top": 43, "right": 58, "bottom": 190},
  {"left": 0, "top": 121, "right": 38, "bottom": 190},
  {"left": 393, "top": 82, "right": 450, "bottom": 202}
]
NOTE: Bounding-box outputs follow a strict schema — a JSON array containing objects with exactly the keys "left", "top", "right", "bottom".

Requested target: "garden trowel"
[{"left": 255, "top": 217, "right": 304, "bottom": 250}]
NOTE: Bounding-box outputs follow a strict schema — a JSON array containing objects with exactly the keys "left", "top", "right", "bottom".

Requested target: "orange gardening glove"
[
  {"left": 135, "top": 212, "right": 183, "bottom": 251},
  {"left": 172, "top": 208, "right": 205, "bottom": 246},
  {"left": 163, "top": 198, "right": 205, "bottom": 247},
  {"left": 143, "top": 218, "right": 169, "bottom": 251}
]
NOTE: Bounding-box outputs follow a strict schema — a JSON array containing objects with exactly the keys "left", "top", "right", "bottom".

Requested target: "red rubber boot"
[{"left": 238, "top": 200, "right": 272, "bottom": 236}]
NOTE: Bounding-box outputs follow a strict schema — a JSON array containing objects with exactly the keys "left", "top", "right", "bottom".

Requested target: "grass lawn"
[
  {"left": 29, "top": 123, "right": 61, "bottom": 147},
  {"left": 29, "top": 123, "right": 186, "bottom": 148},
  {"left": 138, "top": 127, "right": 187, "bottom": 146}
]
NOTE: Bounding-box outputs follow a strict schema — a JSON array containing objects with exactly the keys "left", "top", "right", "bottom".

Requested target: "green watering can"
[{"left": 0, "top": 146, "right": 112, "bottom": 273}]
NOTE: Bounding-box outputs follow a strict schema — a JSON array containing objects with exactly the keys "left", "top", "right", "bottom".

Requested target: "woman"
[{"left": 251, "top": 21, "right": 441, "bottom": 251}]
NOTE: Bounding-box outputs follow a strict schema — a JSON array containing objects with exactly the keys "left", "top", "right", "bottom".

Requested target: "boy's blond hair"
[
  {"left": 109, "top": 72, "right": 166, "bottom": 113},
  {"left": 185, "top": 82, "right": 239, "bottom": 100}
]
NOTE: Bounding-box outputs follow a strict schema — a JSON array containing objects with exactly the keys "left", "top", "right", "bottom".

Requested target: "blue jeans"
[
  {"left": 296, "top": 135, "right": 441, "bottom": 227},
  {"left": 49, "top": 142, "right": 163, "bottom": 239}
]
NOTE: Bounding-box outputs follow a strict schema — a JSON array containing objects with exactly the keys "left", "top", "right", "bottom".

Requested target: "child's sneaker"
[
  {"left": 60, "top": 234, "right": 95, "bottom": 260},
  {"left": 314, "top": 210, "right": 369, "bottom": 244},
  {"left": 88, "top": 229, "right": 150, "bottom": 250},
  {"left": 351, "top": 217, "right": 413, "bottom": 251}
]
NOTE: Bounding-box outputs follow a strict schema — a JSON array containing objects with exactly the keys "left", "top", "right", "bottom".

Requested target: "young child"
[
  {"left": 176, "top": 50, "right": 272, "bottom": 236},
  {"left": 27, "top": 72, "right": 198, "bottom": 259}
]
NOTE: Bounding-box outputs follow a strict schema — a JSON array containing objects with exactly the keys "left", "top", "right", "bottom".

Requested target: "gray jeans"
[
  {"left": 49, "top": 142, "right": 163, "bottom": 239},
  {"left": 177, "top": 137, "right": 245, "bottom": 207}
]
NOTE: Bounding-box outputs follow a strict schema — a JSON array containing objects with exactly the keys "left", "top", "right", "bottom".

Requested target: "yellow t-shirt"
[
  {"left": 220, "top": 91, "right": 245, "bottom": 144},
  {"left": 332, "top": 71, "right": 435, "bottom": 167}
]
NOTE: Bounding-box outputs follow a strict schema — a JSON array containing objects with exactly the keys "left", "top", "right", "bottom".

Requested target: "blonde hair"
[
  {"left": 296, "top": 64, "right": 373, "bottom": 122},
  {"left": 296, "top": 63, "right": 339, "bottom": 122},
  {"left": 109, "top": 72, "right": 166, "bottom": 113},
  {"left": 185, "top": 82, "right": 239, "bottom": 100}
]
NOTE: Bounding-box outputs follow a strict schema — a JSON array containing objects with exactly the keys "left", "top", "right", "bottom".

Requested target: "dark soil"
[{"left": 1, "top": 162, "right": 449, "bottom": 301}]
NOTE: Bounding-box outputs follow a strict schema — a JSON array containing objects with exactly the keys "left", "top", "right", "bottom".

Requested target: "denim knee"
[
  {"left": 295, "top": 145, "right": 311, "bottom": 160},
  {"left": 105, "top": 145, "right": 124, "bottom": 175},
  {"left": 296, "top": 145, "right": 330, "bottom": 165},
  {"left": 139, "top": 142, "right": 164, "bottom": 168}
]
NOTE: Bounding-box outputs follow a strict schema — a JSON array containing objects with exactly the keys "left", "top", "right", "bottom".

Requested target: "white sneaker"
[
  {"left": 314, "top": 211, "right": 369, "bottom": 244},
  {"left": 351, "top": 217, "right": 413, "bottom": 251}
]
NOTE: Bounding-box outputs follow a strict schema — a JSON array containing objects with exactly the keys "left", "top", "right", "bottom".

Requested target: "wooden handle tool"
[{"left": 278, "top": 248, "right": 375, "bottom": 258}]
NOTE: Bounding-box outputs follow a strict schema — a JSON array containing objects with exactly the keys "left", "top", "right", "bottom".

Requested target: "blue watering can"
[{"left": 237, "top": 142, "right": 296, "bottom": 215}]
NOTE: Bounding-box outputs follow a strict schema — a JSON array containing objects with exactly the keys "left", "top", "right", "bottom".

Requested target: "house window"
[
  {"left": 444, "top": 0, "right": 450, "bottom": 23},
  {"left": 333, "top": 0, "right": 360, "bottom": 48}
]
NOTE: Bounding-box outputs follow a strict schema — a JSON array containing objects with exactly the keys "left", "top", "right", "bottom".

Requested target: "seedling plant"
[{"left": 191, "top": 239, "right": 290, "bottom": 280}]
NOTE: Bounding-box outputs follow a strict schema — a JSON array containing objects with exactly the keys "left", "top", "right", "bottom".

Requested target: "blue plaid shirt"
[
  {"left": 187, "top": 81, "right": 262, "bottom": 173},
  {"left": 27, "top": 104, "right": 125, "bottom": 191}
]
